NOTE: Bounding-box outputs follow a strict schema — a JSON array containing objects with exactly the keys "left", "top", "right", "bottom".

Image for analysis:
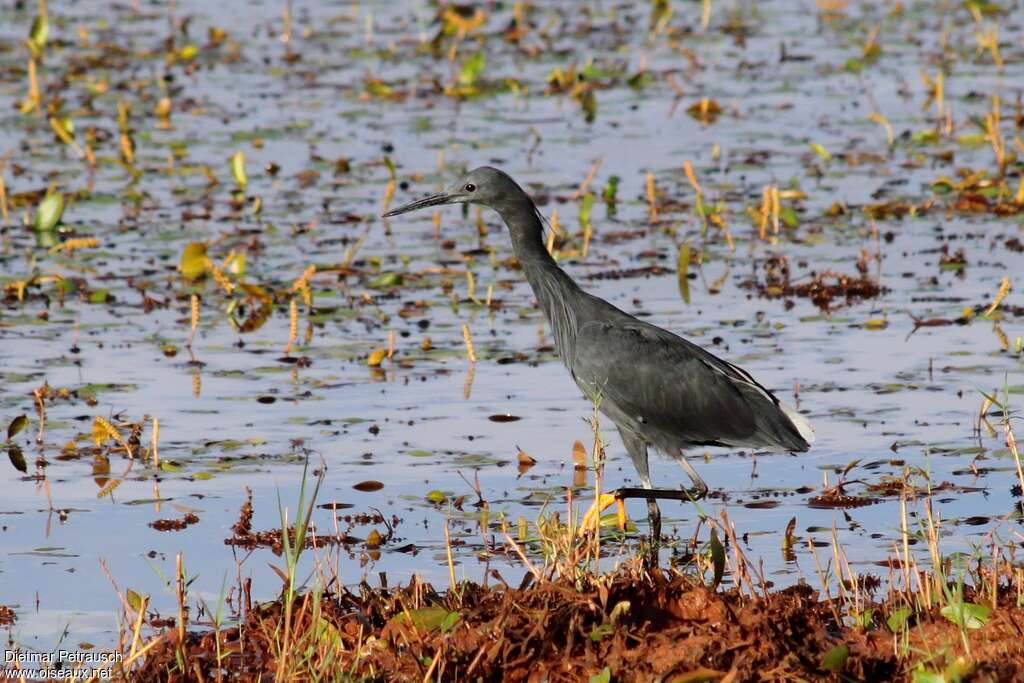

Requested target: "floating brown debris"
[
  {"left": 745, "top": 257, "right": 886, "bottom": 311},
  {"left": 866, "top": 479, "right": 986, "bottom": 498},
  {"left": 686, "top": 97, "right": 724, "bottom": 124},
  {"left": 938, "top": 245, "right": 967, "bottom": 270},
  {"left": 862, "top": 199, "right": 933, "bottom": 220},
  {"left": 225, "top": 490, "right": 383, "bottom": 554},
  {"left": 909, "top": 313, "right": 970, "bottom": 330},
  {"left": 0, "top": 605, "right": 15, "bottom": 626},
  {"left": 149, "top": 513, "right": 200, "bottom": 532},
  {"left": 952, "top": 193, "right": 1024, "bottom": 216},
  {"left": 807, "top": 493, "right": 877, "bottom": 509},
  {"left": 789, "top": 271, "right": 885, "bottom": 310},
  {"left": 585, "top": 265, "right": 667, "bottom": 281},
  {"left": 225, "top": 524, "right": 363, "bottom": 555}
]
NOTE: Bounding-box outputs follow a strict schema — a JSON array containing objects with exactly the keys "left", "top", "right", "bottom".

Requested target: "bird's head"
[{"left": 383, "top": 166, "right": 526, "bottom": 217}]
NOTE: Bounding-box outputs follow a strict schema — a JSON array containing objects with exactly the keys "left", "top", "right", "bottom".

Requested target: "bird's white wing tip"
[{"left": 782, "top": 403, "right": 815, "bottom": 446}]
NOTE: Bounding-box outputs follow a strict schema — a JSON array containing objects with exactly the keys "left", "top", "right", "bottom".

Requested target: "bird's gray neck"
[{"left": 494, "top": 199, "right": 582, "bottom": 366}]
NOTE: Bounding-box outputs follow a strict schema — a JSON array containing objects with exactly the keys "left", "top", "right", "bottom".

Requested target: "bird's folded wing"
[{"left": 571, "top": 320, "right": 781, "bottom": 447}]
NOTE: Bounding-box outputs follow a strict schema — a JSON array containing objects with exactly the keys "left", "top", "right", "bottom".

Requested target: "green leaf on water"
[
  {"left": 178, "top": 44, "right": 199, "bottom": 61},
  {"left": 7, "top": 415, "right": 28, "bottom": 441},
  {"left": 627, "top": 70, "right": 653, "bottom": 90},
  {"left": 8, "top": 445, "right": 27, "bottom": 473},
  {"left": 368, "top": 272, "right": 403, "bottom": 288},
  {"left": 459, "top": 53, "right": 486, "bottom": 87},
  {"left": 365, "top": 79, "right": 393, "bottom": 98},
  {"left": 425, "top": 490, "right": 447, "bottom": 504},
  {"left": 709, "top": 528, "right": 725, "bottom": 589},
  {"left": 29, "top": 14, "right": 48, "bottom": 52},
  {"left": 230, "top": 151, "right": 248, "bottom": 189},
  {"left": 602, "top": 175, "right": 619, "bottom": 204},
  {"left": 580, "top": 63, "right": 620, "bottom": 80},
  {"left": 53, "top": 116, "right": 74, "bottom": 140},
  {"left": 821, "top": 643, "right": 848, "bottom": 672},
  {"left": 912, "top": 129, "right": 940, "bottom": 146},
  {"left": 940, "top": 600, "right": 990, "bottom": 630},
  {"left": 589, "top": 667, "right": 611, "bottom": 683},
  {"left": 88, "top": 289, "right": 110, "bottom": 304},
  {"left": 956, "top": 134, "right": 988, "bottom": 148},
  {"left": 579, "top": 193, "right": 595, "bottom": 228},
  {"left": 179, "top": 242, "right": 208, "bottom": 280},
  {"left": 809, "top": 142, "right": 832, "bottom": 162},
  {"left": 780, "top": 205, "right": 799, "bottom": 228},
  {"left": 580, "top": 90, "right": 597, "bottom": 123},
  {"left": 677, "top": 243, "right": 691, "bottom": 304},
  {"left": 35, "top": 193, "right": 64, "bottom": 232},
  {"left": 963, "top": 1, "right": 1003, "bottom": 15}
]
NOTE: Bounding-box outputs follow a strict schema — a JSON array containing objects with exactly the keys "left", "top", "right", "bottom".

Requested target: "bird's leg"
[
  {"left": 618, "top": 429, "right": 661, "bottom": 565},
  {"left": 641, "top": 481, "right": 661, "bottom": 568},
  {"left": 670, "top": 450, "right": 710, "bottom": 500},
  {"left": 646, "top": 496, "right": 661, "bottom": 547}
]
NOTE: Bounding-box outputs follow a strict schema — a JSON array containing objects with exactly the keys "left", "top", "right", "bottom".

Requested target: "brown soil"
[{"left": 133, "top": 566, "right": 1024, "bottom": 682}]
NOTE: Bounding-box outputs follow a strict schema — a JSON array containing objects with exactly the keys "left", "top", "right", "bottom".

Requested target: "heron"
[{"left": 384, "top": 166, "right": 814, "bottom": 549}]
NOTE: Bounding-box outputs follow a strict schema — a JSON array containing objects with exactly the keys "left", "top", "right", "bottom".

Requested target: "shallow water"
[{"left": 1, "top": 0, "right": 1021, "bottom": 647}]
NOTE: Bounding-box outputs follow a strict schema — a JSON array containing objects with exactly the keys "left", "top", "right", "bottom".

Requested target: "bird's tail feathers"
[{"left": 781, "top": 403, "right": 815, "bottom": 447}]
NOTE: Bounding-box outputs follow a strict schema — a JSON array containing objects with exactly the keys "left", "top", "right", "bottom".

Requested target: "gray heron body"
[{"left": 384, "top": 167, "right": 815, "bottom": 545}]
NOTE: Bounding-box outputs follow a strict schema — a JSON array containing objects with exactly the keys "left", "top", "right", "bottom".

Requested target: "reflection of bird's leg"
[
  {"left": 670, "top": 448, "right": 709, "bottom": 500},
  {"left": 621, "top": 429, "right": 660, "bottom": 561}
]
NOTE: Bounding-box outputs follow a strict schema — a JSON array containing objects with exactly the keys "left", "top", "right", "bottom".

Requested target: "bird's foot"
[
  {"left": 606, "top": 486, "right": 709, "bottom": 502},
  {"left": 578, "top": 492, "right": 628, "bottom": 535},
  {"left": 686, "top": 482, "right": 709, "bottom": 501}
]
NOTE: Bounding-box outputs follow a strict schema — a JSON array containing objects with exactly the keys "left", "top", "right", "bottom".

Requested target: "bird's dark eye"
[{"left": 464, "top": 183, "right": 476, "bottom": 193}]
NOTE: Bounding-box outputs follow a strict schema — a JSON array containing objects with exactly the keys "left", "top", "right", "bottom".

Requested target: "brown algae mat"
[{"left": 132, "top": 566, "right": 1024, "bottom": 682}]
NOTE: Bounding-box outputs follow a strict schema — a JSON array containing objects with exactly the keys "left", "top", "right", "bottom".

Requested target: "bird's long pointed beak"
[{"left": 382, "top": 192, "right": 453, "bottom": 217}]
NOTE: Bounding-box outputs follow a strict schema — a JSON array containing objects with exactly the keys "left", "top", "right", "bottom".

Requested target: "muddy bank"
[{"left": 132, "top": 565, "right": 1024, "bottom": 682}]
